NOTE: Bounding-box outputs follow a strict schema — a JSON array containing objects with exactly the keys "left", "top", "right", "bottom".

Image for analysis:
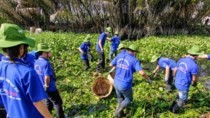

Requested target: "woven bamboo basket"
[{"left": 92, "top": 73, "right": 115, "bottom": 99}]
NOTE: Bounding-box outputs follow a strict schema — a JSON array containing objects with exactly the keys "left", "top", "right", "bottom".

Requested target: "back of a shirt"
[
  {"left": 158, "top": 57, "right": 177, "bottom": 69},
  {"left": 34, "top": 57, "right": 57, "bottom": 92},
  {"left": 0, "top": 60, "right": 46, "bottom": 118},
  {"left": 112, "top": 52, "right": 142, "bottom": 90},
  {"left": 110, "top": 36, "right": 120, "bottom": 51},
  {"left": 175, "top": 57, "right": 198, "bottom": 91}
]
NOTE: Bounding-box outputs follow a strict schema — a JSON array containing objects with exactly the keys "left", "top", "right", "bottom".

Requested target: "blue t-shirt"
[
  {"left": 80, "top": 42, "right": 90, "bottom": 60},
  {"left": 22, "top": 53, "right": 36, "bottom": 68},
  {"left": 96, "top": 32, "right": 107, "bottom": 51},
  {"left": 175, "top": 57, "right": 198, "bottom": 91},
  {"left": 110, "top": 36, "right": 120, "bottom": 51},
  {"left": 34, "top": 57, "right": 57, "bottom": 92},
  {"left": 0, "top": 53, "right": 3, "bottom": 61},
  {"left": 207, "top": 54, "right": 210, "bottom": 60},
  {"left": 28, "top": 50, "right": 40, "bottom": 60},
  {"left": 111, "top": 52, "right": 142, "bottom": 90},
  {"left": 0, "top": 56, "right": 47, "bottom": 118},
  {"left": 157, "top": 57, "right": 177, "bottom": 70}
]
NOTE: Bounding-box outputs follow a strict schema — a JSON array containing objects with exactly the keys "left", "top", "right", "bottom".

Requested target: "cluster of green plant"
[{"left": 28, "top": 32, "right": 210, "bottom": 118}]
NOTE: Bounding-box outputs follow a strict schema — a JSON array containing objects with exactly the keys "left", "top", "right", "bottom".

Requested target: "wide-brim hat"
[
  {"left": 117, "top": 43, "right": 126, "bottom": 50},
  {"left": 187, "top": 46, "right": 204, "bottom": 55},
  {"left": 0, "top": 23, "right": 35, "bottom": 48},
  {"left": 36, "top": 43, "right": 51, "bottom": 52},
  {"left": 150, "top": 55, "right": 161, "bottom": 62},
  {"left": 127, "top": 44, "right": 139, "bottom": 52},
  {"left": 84, "top": 34, "right": 91, "bottom": 42},
  {"left": 114, "top": 31, "right": 119, "bottom": 35},
  {"left": 105, "top": 27, "right": 112, "bottom": 33}
]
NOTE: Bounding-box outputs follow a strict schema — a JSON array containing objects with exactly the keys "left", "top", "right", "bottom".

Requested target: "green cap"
[
  {"left": 150, "top": 55, "right": 161, "bottom": 62},
  {"left": 114, "top": 31, "right": 119, "bottom": 35},
  {"left": 0, "top": 23, "right": 35, "bottom": 48},
  {"left": 84, "top": 34, "right": 91, "bottom": 42},
  {"left": 127, "top": 44, "right": 139, "bottom": 52},
  {"left": 36, "top": 43, "right": 51, "bottom": 52},
  {"left": 187, "top": 46, "right": 204, "bottom": 55},
  {"left": 118, "top": 43, "right": 126, "bottom": 50},
  {"left": 106, "top": 27, "right": 112, "bottom": 33}
]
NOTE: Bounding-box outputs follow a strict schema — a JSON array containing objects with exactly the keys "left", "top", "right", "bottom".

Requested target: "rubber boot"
[
  {"left": 170, "top": 102, "right": 179, "bottom": 113},
  {"left": 114, "top": 104, "right": 125, "bottom": 118}
]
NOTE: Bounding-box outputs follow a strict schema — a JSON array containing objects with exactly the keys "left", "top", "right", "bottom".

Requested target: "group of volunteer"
[
  {"left": 0, "top": 23, "right": 208, "bottom": 118},
  {"left": 79, "top": 27, "right": 208, "bottom": 117}
]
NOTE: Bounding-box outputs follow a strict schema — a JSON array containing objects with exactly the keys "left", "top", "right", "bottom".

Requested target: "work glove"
[
  {"left": 192, "top": 81, "right": 197, "bottom": 87},
  {"left": 109, "top": 68, "right": 115, "bottom": 74},
  {"left": 147, "top": 78, "right": 152, "bottom": 84}
]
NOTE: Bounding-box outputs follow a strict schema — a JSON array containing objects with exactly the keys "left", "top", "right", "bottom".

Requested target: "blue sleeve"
[
  {"left": 134, "top": 60, "right": 142, "bottom": 72},
  {"left": 25, "top": 70, "right": 47, "bottom": 102},
  {"left": 158, "top": 60, "right": 168, "bottom": 68},
  {"left": 43, "top": 63, "right": 53, "bottom": 76},
  {"left": 208, "top": 54, "right": 210, "bottom": 60},
  {"left": 98, "top": 33, "right": 106, "bottom": 40},
  {"left": 191, "top": 64, "right": 198, "bottom": 75}
]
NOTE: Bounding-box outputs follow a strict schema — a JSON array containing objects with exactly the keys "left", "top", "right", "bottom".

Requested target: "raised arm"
[{"left": 198, "top": 54, "right": 208, "bottom": 59}]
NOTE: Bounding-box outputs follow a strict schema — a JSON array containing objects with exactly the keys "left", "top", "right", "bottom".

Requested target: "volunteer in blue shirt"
[
  {"left": 0, "top": 23, "right": 52, "bottom": 118},
  {"left": 96, "top": 27, "right": 112, "bottom": 71},
  {"left": 170, "top": 46, "right": 203, "bottom": 113},
  {"left": 78, "top": 35, "right": 91, "bottom": 70},
  {"left": 110, "top": 44, "right": 152, "bottom": 117},
  {"left": 108, "top": 31, "right": 120, "bottom": 62},
  {"left": 85, "top": 34, "right": 93, "bottom": 61},
  {"left": 34, "top": 43, "right": 64, "bottom": 118},
  {"left": 151, "top": 55, "right": 177, "bottom": 91}
]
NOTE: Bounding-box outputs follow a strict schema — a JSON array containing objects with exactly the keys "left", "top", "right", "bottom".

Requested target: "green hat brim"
[
  {"left": 127, "top": 48, "right": 139, "bottom": 52},
  {"left": 37, "top": 48, "right": 52, "bottom": 53},
  {"left": 83, "top": 39, "right": 89, "bottom": 42},
  {"left": 150, "top": 55, "right": 161, "bottom": 63},
  {"left": 118, "top": 47, "right": 126, "bottom": 50},
  {"left": 187, "top": 50, "right": 204, "bottom": 55},
  {"left": 0, "top": 37, "right": 35, "bottom": 48}
]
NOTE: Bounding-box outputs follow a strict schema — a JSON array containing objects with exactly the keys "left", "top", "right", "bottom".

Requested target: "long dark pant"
[
  {"left": 97, "top": 51, "right": 105, "bottom": 70},
  {"left": 83, "top": 59, "right": 90, "bottom": 70},
  {"left": 0, "top": 106, "right": 6, "bottom": 118},
  {"left": 46, "top": 90, "right": 64, "bottom": 118},
  {"left": 165, "top": 69, "right": 174, "bottom": 90}
]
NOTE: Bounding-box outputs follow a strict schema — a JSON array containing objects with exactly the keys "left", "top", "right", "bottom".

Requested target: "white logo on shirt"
[
  {"left": 178, "top": 62, "right": 188, "bottom": 73},
  {"left": 117, "top": 58, "right": 129, "bottom": 70}
]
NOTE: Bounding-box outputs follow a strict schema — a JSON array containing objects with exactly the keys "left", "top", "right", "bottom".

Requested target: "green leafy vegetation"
[{"left": 28, "top": 32, "right": 210, "bottom": 117}]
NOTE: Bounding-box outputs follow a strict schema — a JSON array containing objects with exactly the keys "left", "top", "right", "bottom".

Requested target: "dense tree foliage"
[{"left": 0, "top": 0, "right": 209, "bottom": 39}]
